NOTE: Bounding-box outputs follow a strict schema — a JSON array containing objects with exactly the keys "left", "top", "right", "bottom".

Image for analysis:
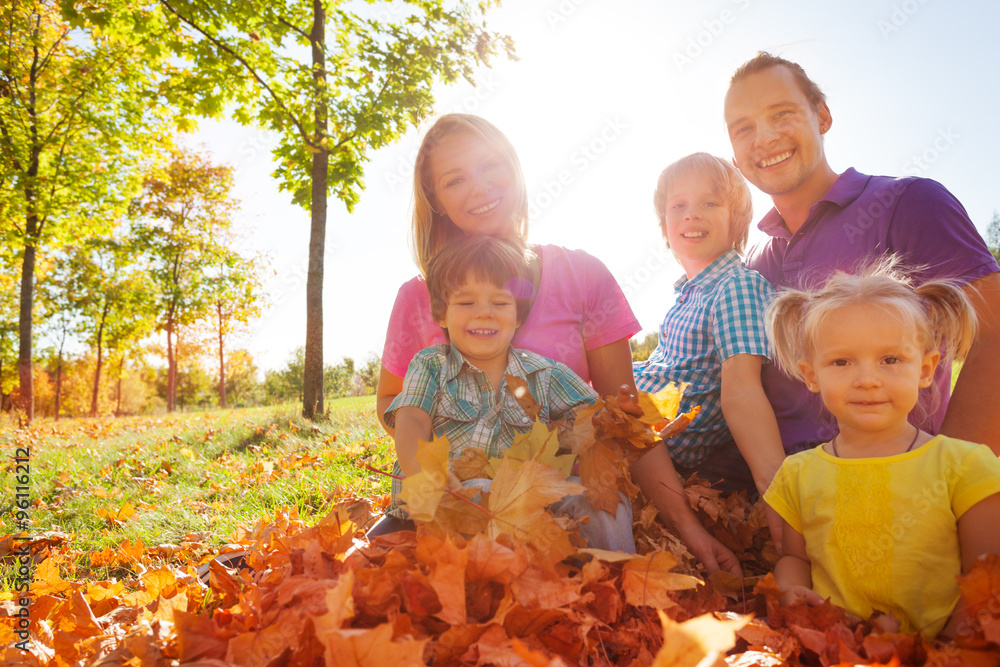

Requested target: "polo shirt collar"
[
  {"left": 758, "top": 167, "right": 868, "bottom": 240},
  {"left": 673, "top": 249, "right": 741, "bottom": 293}
]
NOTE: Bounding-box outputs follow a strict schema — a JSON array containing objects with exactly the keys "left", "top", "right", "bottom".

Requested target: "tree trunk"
[
  {"left": 217, "top": 301, "right": 227, "bottom": 408},
  {"left": 89, "top": 301, "right": 110, "bottom": 418},
  {"left": 17, "top": 239, "right": 36, "bottom": 422},
  {"left": 302, "top": 0, "right": 328, "bottom": 420},
  {"left": 54, "top": 330, "right": 65, "bottom": 421},
  {"left": 115, "top": 355, "right": 125, "bottom": 416},
  {"left": 17, "top": 20, "right": 45, "bottom": 423},
  {"left": 166, "top": 318, "right": 176, "bottom": 412}
]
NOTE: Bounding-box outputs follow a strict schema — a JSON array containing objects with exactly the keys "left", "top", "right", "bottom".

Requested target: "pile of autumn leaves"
[{"left": 3, "top": 385, "right": 1000, "bottom": 666}]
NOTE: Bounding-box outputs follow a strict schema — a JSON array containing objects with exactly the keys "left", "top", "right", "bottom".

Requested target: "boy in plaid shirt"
[
  {"left": 374, "top": 235, "right": 634, "bottom": 551},
  {"left": 630, "top": 153, "right": 786, "bottom": 552}
]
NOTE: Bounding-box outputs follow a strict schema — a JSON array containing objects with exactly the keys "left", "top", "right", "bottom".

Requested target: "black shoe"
[{"left": 197, "top": 549, "right": 249, "bottom": 585}]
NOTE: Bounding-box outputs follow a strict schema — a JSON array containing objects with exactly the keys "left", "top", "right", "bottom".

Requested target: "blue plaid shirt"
[
  {"left": 633, "top": 250, "right": 773, "bottom": 466},
  {"left": 384, "top": 344, "right": 597, "bottom": 516}
]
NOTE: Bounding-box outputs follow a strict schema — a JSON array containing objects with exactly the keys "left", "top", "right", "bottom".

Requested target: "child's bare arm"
[
  {"left": 631, "top": 445, "right": 743, "bottom": 577},
  {"left": 775, "top": 517, "right": 823, "bottom": 606},
  {"left": 942, "top": 492, "right": 1000, "bottom": 638},
  {"left": 393, "top": 406, "right": 433, "bottom": 477},
  {"left": 720, "top": 354, "right": 787, "bottom": 551},
  {"left": 720, "top": 354, "right": 785, "bottom": 495}
]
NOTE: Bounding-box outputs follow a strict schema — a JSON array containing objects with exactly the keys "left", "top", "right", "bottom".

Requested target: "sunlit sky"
[{"left": 189, "top": 0, "right": 1000, "bottom": 374}]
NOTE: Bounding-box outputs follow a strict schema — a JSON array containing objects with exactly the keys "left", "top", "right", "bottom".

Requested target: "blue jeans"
[{"left": 674, "top": 439, "right": 757, "bottom": 499}]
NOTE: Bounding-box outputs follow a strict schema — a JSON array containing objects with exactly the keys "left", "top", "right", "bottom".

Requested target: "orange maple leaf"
[
  {"left": 577, "top": 439, "right": 631, "bottom": 514},
  {"left": 956, "top": 553, "right": 1000, "bottom": 647},
  {"left": 320, "top": 622, "right": 428, "bottom": 667},
  {"left": 415, "top": 533, "right": 468, "bottom": 625},
  {"left": 505, "top": 373, "right": 541, "bottom": 421},
  {"left": 621, "top": 551, "right": 703, "bottom": 610}
]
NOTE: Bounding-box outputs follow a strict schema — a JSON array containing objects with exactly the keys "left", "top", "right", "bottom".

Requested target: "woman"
[{"left": 374, "top": 113, "right": 741, "bottom": 575}]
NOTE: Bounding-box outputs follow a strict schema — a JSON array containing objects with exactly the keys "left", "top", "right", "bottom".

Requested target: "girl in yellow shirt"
[{"left": 764, "top": 259, "right": 1000, "bottom": 637}]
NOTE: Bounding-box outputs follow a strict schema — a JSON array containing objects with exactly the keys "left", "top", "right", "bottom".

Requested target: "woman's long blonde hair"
[{"left": 410, "top": 114, "right": 529, "bottom": 277}]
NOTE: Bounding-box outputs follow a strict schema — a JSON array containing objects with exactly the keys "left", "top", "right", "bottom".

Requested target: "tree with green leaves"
[
  {"left": 0, "top": 0, "right": 169, "bottom": 420},
  {"left": 357, "top": 353, "right": 380, "bottom": 396},
  {"left": 630, "top": 331, "right": 659, "bottom": 362},
  {"left": 264, "top": 346, "right": 305, "bottom": 404},
  {"left": 205, "top": 249, "right": 266, "bottom": 408},
  {"left": 61, "top": 239, "right": 157, "bottom": 417},
  {"left": 132, "top": 148, "right": 239, "bottom": 412},
  {"left": 77, "top": 0, "right": 515, "bottom": 418},
  {"left": 987, "top": 210, "right": 1000, "bottom": 265}
]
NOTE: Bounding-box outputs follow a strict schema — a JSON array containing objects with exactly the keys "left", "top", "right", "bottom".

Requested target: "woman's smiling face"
[{"left": 428, "top": 130, "right": 519, "bottom": 240}]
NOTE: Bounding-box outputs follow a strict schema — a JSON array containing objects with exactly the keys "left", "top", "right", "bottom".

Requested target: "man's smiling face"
[{"left": 724, "top": 64, "right": 832, "bottom": 201}]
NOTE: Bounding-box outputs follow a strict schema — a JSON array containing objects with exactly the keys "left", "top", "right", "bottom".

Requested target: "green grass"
[{"left": 1, "top": 397, "right": 393, "bottom": 582}]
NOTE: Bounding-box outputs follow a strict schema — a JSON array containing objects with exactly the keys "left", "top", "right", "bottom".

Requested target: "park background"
[{"left": 5, "top": 0, "right": 1000, "bottom": 416}]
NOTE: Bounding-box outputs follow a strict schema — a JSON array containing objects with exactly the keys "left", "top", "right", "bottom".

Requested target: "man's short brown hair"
[{"left": 730, "top": 51, "right": 827, "bottom": 110}]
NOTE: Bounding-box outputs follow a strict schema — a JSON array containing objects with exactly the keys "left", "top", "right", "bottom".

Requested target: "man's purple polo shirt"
[{"left": 746, "top": 167, "right": 1000, "bottom": 453}]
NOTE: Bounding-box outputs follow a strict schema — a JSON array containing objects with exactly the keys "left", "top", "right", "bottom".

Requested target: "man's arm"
[{"left": 941, "top": 272, "right": 1000, "bottom": 454}]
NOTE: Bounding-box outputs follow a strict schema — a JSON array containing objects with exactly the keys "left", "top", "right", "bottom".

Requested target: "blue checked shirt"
[
  {"left": 384, "top": 344, "right": 597, "bottom": 516},
  {"left": 633, "top": 250, "right": 773, "bottom": 467}
]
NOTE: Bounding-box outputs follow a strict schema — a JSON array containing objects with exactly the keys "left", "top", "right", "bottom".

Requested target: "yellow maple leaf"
[
  {"left": 487, "top": 458, "right": 584, "bottom": 561},
  {"left": 652, "top": 610, "right": 749, "bottom": 667},
  {"left": 622, "top": 551, "right": 703, "bottom": 609},
  {"left": 634, "top": 382, "right": 691, "bottom": 431},
  {"left": 485, "top": 419, "right": 575, "bottom": 478},
  {"left": 398, "top": 435, "right": 450, "bottom": 522},
  {"left": 97, "top": 501, "right": 136, "bottom": 526}
]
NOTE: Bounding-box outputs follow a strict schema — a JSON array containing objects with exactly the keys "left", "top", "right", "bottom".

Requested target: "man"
[{"left": 724, "top": 52, "right": 1000, "bottom": 455}]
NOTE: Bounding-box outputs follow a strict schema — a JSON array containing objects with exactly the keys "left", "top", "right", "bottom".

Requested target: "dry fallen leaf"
[
  {"left": 652, "top": 610, "right": 749, "bottom": 667},
  {"left": 505, "top": 373, "right": 541, "bottom": 421},
  {"left": 398, "top": 435, "right": 451, "bottom": 522}
]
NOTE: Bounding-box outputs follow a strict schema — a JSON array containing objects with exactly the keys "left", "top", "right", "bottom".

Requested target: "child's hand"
[
  {"left": 780, "top": 585, "right": 824, "bottom": 607},
  {"left": 447, "top": 472, "right": 464, "bottom": 492},
  {"left": 617, "top": 385, "right": 643, "bottom": 417}
]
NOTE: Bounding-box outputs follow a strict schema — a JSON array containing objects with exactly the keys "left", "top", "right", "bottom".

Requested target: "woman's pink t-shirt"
[{"left": 382, "top": 244, "right": 640, "bottom": 384}]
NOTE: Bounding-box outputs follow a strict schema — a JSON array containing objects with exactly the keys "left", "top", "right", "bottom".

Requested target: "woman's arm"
[
  {"left": 586, "top": 338, "right": 638, "bottom": 398},
  {"left": 942, "top": 492, "right": 1000, "bottom": 638},
  {"left": 376, "top": 365, "right": 404, "bottom": 436},
  {"left": 631, "top": 445, "right": 743, "bottom": 576},
  {"left": 720, "top": 354, "right": 786, "bottom": 550}
]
